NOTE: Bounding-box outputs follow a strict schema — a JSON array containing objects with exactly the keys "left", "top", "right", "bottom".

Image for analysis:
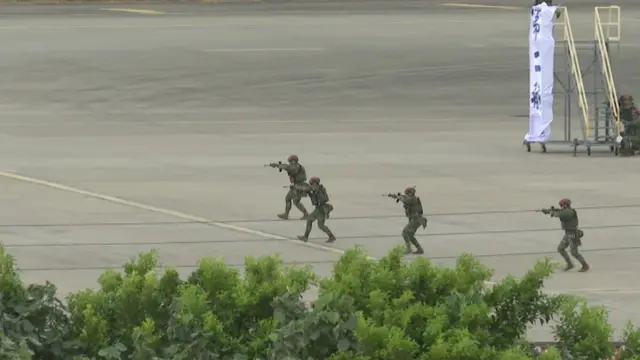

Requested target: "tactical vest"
[
  {"left": 310, "top": 185, "right": 329, "bottom": 206},
  {"left": 288, "top": 164, "right": 307, "bottom": 184},
  {"left": 621, "top": 107, "right": 635, "bottom": 123},
  {"left": 404, "top": 197, "right": 424, "bottom": 217},
  {"left": 561, "top": 208, "right": 579, "bottom": 230}
]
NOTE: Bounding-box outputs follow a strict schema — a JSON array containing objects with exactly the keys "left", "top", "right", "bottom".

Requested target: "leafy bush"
[{"left": 1, "top": 243, "right": 640, "bottom": 359}]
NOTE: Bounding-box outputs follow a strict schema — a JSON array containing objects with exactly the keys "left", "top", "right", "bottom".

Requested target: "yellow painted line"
[
  {"left": 100, "top": 8, "right": 165, "bottom": 15},
  {"left": 440, "top": 3, "right": 523, "bottom": 10}
]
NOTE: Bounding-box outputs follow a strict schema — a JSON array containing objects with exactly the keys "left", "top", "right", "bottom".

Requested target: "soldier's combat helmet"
[
  {"left": 404, "top": 186, "right": 416, "bottom": 195},
  {"left": 620, "top": 94, "right": 634, "bottom": 107},
  {"left": 558, "top": 198, "right": 571, "bottom": 207},
  {"left": 287, "top": 154, "right": 299, "bottom": 163},
  {"left": 309, "top": 176, "right": 320, "bottom": 185}
]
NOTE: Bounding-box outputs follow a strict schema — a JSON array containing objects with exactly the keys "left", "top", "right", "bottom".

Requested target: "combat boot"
[
  {"left": 563, "top": 263, "right": 574, "bottom": 271},
  {"left": 296, "top": 235, "right": 309, "bottom": 242},
  {"left": 578, "top": 263, "right": 590, "bottom": 272},
  {"left": 410, "top": 239, "right": 424, "bottom": 255},
  {"left": 278, "top": 213, "right": 289, "bottom": 220},
  {"left": 404, "top": 245, "right": 412, "bottom": 255},
  {"left": 326, "top": 234, "right": 336, "bottom": 243}
]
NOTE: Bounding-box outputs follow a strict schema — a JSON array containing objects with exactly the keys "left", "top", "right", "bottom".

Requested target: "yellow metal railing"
[
  {"left": 557, "top": 7, "right": 591, "bottom": 139},
  {"left": 595, "top": 6, "right": 621, "bottom": 136}
]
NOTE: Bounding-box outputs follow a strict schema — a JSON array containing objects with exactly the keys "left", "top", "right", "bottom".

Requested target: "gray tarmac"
[{"left": 1, "top": 0, "right": 640, "bottom": 340}]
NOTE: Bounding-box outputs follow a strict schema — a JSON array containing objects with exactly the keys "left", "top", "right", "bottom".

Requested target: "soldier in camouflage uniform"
[
  {"left": 295, "top": 176, "right": 336, "bottom": 243},
  {"left": 268, "top": 155, "right": 310, "bottom": 220},
  {"left": 619, "top": 95, "right": 640, "bottom": 156},
  {"left": 541, "top": 198, "right": 589, "bottom": 272},
  {"left": 386, "top": 187, "right": 427, "bottom": 255}
]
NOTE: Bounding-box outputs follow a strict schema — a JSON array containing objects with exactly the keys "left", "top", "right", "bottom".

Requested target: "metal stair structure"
[
  {"left": 592, "top": 6, "right": 622, "bottom": 155},
  {"left": 524, "top": 5, "right": 621, "bottom": 156}
]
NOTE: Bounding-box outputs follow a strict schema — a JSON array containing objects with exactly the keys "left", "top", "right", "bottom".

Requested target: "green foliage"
[
  {"left": 0, "top": 246, "right": 81, "bottom": 359},
  {"left": 553, "top": 296, "right": 616, "bottom": 360},
  {"left": 537, "top": 346, "right": 563, "bottom": 360},
  {"left": 619, "top": 321, "right": 640, "bottom": 360},
  {"left": 1, "top": 242, "right": 638, "bottom": 359},
  {"left": 64, "top": 250, "right": 317, "bottom": 359},
  {"left": 0, "top": 331, "right": 32, "bottom": 360}
]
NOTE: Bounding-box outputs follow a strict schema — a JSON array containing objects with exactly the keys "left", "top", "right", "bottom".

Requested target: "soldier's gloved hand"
[{"left": 541, "top": 209, "right": 550, "bottom": 215}]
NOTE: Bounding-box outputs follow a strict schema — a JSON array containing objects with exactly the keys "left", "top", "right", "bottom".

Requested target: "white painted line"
[
  {"left": 204, "top": 48, "right": 326, "bottom": 53},
  {"left": 100, "top": 8, "right": 166, "bottom": 15},
  {"left": 0, "top": 170, "right": 370, "bottom": 260},
  {"left": 0, "top": 118, "right": 456, "bottom": 125},
  {"left": 560, "top": 287, "right": 640, "bottom": 294},
  {"left": 12, "top": 171, "right": 614, "bottom": 292},
  {"left": 0, "top": 20, "right": 522, "bottom": 31},
  {"left": 0, "top": 170, "right": 514, "bottom": 290},
  {"left": 440, "top": 3, "right": 523, "bottom": 10}
]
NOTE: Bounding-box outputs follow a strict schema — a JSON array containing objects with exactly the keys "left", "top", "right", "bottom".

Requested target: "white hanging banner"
[{"left": 525, "top": 3, "right": 557, "bottom": 143}]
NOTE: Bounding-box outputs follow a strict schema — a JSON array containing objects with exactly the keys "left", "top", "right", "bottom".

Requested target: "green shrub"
[{"left": 1, "top": 243, "right": 640, "bottom": 359}]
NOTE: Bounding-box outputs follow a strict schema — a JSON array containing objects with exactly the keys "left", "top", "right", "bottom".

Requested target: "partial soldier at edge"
[
  {"left": 384, "top": 186, "right": 427, "bottom": 255},
  {"left": 295, "top": 176, "right": 336, "bottom": 243},
  {"left": 539, "top": 198, "right": 590, "bottom": 272},
  {"left": 266, "top": 154, "right": 310, "bottom": 220}
]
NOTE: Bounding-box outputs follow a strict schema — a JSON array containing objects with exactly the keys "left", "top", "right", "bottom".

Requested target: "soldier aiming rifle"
[
  {"left": 265, "top": 154, "right": 310, "bottom": 220},
  {"left": 538, "top": 198, "right": 589, "bottom": 272},
  {"left": 384, "top": 186, "right": 427, "bottom": 255},
  {"left": 294, "top": 177, "right": 336, "bottom": 243}
]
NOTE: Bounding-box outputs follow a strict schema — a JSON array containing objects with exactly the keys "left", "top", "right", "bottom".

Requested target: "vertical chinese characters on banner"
[{"left": 525, "top": 3, "right": 557, "bottom": 143}]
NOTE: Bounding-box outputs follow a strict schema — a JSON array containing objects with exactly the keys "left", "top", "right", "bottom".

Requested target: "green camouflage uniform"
[
  {"left": 546, "top": 207, "right": 589, "bottom": 271},
  {"left": 619, "top": 97, "right": 640, "bottom": 155},
  {"left": 297, "top": 182, "right": 335, "bottom": 243},
  {"left": 389, "top": 192, "right": 427, "bottom": 254},
  {"left": 273, "top": 162, "right": 309, "bottom": 219}
]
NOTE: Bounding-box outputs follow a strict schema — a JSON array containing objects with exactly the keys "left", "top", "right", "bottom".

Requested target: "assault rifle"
[
  {"left": 537, "top": 206, "right": 557, "bottom": 215},
  {"left": 264, "top": 161, "right": 283, "bottom": 172},
  {"left": 382, "top": 186, "right": 416, "bottom": 203},
  {"left": 383, "top": 192, "right": 404, "bottom": 203}
]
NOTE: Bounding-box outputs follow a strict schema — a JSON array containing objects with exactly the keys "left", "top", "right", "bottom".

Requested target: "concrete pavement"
[{"left": 1, "top": 1, "right": 640, "bottom": 340}]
